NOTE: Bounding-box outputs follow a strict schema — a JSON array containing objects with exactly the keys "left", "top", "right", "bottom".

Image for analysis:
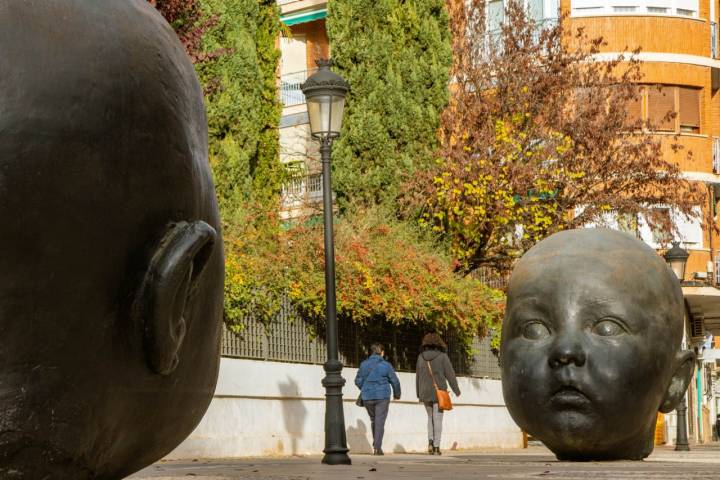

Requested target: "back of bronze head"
[{"left": 0, "top": 1, "right": 224, "bottom": 477}]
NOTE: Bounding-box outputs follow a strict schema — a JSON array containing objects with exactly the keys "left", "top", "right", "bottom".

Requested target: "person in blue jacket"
[{"left": 355, "top": 342, "right": 401, "bottom": 455}]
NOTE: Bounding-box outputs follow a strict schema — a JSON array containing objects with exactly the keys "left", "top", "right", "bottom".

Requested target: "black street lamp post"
[
  {"left": 663, "top": 242, "right": 690, "bottom": 451},
  {"left": 301, "top": 59, "right": 351, "bottom": 466}
]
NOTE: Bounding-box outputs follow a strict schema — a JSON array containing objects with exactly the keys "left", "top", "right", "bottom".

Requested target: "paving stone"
[{"left": 129, "top": 445, "right": 720, "bottom": 479}]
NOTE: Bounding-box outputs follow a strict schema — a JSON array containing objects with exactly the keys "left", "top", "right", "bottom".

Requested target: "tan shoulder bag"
[{"left": 426, "top": 360, "right": 453, "bottom": 411}]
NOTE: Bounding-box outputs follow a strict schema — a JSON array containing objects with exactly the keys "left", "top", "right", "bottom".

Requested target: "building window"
[
  {"left": 624, "top": 88, "right": 643, "bottom": 128},
  {"left": 678, "top": 86, "right": 701, "bottom": 133},
  {"left": 488, "top": 0, "right": 505, "bottom": 33},
  {"left": 650, "top": 207, "right": 673, "bottom": 246},
  {"left": 647, "top": 86, "right": 676, "bottom": 132},
  {"left": 628, "top": 85, "right": 702, "bottom": 134},
  {"left": 487, "top": 0, "right": 559, "bottom": 32},
  {"left": 572, "top": 0, "right": 698, "bottom": 17},
  {"left": 638, "top": 206, "right": 704, "bottom": 249}
]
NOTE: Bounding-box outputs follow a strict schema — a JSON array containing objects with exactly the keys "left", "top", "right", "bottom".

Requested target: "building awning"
[{"left": 281, "top": 9, "right": 327, "bottom": 26}]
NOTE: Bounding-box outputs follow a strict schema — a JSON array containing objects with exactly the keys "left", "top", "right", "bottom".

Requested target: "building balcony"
[
  {"left": 280, "top": 69, "right": 317, "bottom": 107},
  {"left": 278, "top": 0, "right": 327, "bottom": 16},
  {"left": 280, "top": 173, "right": 327, "bottom": 219}
]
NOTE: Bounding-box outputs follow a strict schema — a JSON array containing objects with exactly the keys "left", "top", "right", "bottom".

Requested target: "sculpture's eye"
[
  {"left": 592, "top": 319, "right": 626, "bottom": 337},
  {"left": 522, "top": 321, "right": 550, "bottom": 340}
]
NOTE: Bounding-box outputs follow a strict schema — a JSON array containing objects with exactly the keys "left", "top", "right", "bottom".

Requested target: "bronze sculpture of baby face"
[
  {"left": 501, "top": 229, "right": 694, "bottom": 460},
  {"left": 0, "top": 1, "right": 224, "bottom": 478}
]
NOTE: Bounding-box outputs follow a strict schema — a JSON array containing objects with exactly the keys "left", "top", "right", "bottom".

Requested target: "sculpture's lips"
[{"left": 551, "top": 385, "right": 590, "bottom": 408}]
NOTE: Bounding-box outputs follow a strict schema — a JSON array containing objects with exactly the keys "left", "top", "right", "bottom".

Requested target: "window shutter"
[
  {"left": 679, "top": 87, "right": 700, "bottom": 131},
  {"left": 647, "top": 86, "right": 676, "bottom": 131},
  {"left": 624, "top": 88, "right": 642, "bottom": 128}
]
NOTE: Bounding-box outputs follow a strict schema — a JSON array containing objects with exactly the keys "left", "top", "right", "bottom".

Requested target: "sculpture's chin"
[{"left": 544, "top": 422, "right": 657, "bottom": 462}]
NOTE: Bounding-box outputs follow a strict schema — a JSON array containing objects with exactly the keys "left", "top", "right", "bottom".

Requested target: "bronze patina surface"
[
  {"left": 501, "top": 229, "right": 694, "bottom": 460},
  {"left": 0, "top": 1, "right": 224, "bottom": 478}
]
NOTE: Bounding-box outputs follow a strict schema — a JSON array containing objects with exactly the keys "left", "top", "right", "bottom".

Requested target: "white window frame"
[
  {"left": 637, "top": 205, "right": 703, "bottom": 249},
  {"left": 487, "top": 0, "right": 561, "bottom": 33},
  {"left": 571, "top": 0, "right": 699, "bottom": 18},
  {"left": 578, "top": 205, "right": 703, "bottom": 250}
]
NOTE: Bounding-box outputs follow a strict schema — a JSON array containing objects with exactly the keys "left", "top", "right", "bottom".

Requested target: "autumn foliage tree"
[
  {"left": 406, "top": 0, "right": 702, "bottom": 274},
  {"left": 149, "top": 0, "right": 224, "bottom": 64},
  {"left": 281, "top": 208, "right": 503, "bottom": 336}
]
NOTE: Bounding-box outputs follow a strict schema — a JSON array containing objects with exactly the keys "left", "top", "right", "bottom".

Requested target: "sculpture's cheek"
[{"left": 501, "top": 340, "right": 556, "bottom": 428}]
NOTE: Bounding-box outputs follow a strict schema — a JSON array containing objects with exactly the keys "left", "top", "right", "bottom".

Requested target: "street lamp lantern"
[
  {"left": 300, "top": 59, "right": 351, "bottom": 466},
  {"left": 302, "top": 59, "right": 348, "bottom": 140},
  {"left": 664, "top": 242, "right": 690, "bottom": 282}
]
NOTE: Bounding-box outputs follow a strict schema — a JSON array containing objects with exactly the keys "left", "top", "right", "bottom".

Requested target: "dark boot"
[
  {"left": 433, "top": 446, "right": 441, "bottom": 456},
  {"left": 428, "top": 440, "right": 434, "bottom": 454},
  {"left": 374, "top": 448, "right": 384, "bottom": 456}
]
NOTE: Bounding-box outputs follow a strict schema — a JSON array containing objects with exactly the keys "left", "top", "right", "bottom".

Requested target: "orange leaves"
[{"left": 279, "top": 208, "right": 503, "bottom": 334}]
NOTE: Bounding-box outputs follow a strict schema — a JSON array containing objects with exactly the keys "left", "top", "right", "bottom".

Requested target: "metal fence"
[
  {"left": 222, "top": 296, "right": 501, "bottom": 378},
  {"left": 475, "top": 266, "right": 510, "bottom": 291}
]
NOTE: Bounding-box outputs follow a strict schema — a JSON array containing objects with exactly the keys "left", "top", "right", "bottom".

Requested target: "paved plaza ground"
[{"left": 130, "top": 444, "right": 720, "bottom": 479}]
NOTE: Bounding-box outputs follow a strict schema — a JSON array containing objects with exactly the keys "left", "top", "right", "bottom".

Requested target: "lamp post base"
[
  {"left": 321, "top": 360, "right": 351, "bottom": 465},
  {"left": 675, "top": 397, "right": 690, "bottom": 452},
  {"left": 322, "top": 450, "right": 352, "bottom": 465}
]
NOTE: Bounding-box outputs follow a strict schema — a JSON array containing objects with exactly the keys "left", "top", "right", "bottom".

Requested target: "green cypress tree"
[
  {"left": 194, "top": 0, "right": 284, "bottom": 327},
  {"left": 196, "top": 0, "right": 283, "bottom": 217},
  {"left": 326, "top": 0, "right": 452, "bottom": 209}
]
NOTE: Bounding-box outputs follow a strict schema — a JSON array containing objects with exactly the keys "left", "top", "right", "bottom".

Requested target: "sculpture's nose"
[{"left": 548, "top": 332, "right": 586, "bottom": 368}]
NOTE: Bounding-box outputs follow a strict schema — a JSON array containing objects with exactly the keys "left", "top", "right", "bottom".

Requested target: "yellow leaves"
[
  {"left": 350, "top": 260, "right": 375, "bottom": 291},
  {"left": 289, "top": 281, "right": 304, "bottom": 300},
  {"left": 436, "top": 292, "right": 453, "bottom": 303}
]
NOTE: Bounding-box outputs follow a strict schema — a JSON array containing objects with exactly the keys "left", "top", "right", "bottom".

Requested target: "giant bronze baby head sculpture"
[
  {"left": 501, "top": 229, "right": 694, "bottom": 460},
  {"left": 0, "top": 1, "right": 224, "bottom": 478}
]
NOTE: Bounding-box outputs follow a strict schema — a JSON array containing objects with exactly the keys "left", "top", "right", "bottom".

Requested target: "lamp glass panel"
[
  {"left": 669, "top": 259, "right": 686, "bottom": 280},
  {"left": 329, "top": 96, "right": 345, "bottom": 135},
  {"left": 307, "top": 94, "right": 332, "bottom": 136}
]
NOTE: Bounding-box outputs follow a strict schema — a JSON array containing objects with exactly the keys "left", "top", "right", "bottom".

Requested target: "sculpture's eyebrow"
[
  {"left": 582, "top": 296, "right": 615, "bottom": 308},
  {"left": 507, "top": 296, "right": 549, "bottom": 318}
]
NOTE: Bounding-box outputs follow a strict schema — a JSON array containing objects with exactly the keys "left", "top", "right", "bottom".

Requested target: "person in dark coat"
[
  {"left": 415, "top": 333, "right": 460, "bottom": 455},
  {"left": 355, "top": 342, "right": 401, "bottom": 455}
]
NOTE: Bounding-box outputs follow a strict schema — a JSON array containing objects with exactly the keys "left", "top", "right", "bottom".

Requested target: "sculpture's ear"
[
  {"left": 659, "top": 349, "right": 696, "bottom": 413},
  {"left": 135, "top": 221, "right": 217, "bottom": 376}
]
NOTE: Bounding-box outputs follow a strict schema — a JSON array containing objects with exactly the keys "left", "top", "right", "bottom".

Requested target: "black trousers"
[{"left": 364, "top": 399, "right": 390, "bottom": 450}]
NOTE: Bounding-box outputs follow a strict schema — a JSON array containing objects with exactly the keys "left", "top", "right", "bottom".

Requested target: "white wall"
[{"left": 166, "top": 358, "right": 522, "bottom": 459}]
